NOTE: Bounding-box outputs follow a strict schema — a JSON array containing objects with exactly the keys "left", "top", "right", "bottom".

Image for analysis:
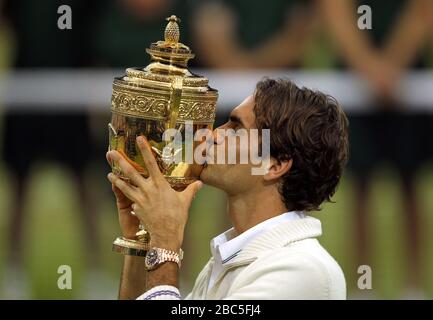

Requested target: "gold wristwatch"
[{"left": 144, "top": 247, "right": 184, "bottom": 271}]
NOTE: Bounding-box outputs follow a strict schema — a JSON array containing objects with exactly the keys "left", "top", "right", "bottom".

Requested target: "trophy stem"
[{"left": 112, "top": 224, "right": 150, "bottom": 257}]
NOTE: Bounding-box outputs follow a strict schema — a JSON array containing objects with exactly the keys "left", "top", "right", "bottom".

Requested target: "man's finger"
[
  {"left": 112, "top": 184, "right": 122, "bottom": 198},
  {"left": 181, "top": 180, "right": 203, "bottom": 204},
  {"left": 111, "top": 184, "right": 135, "bottom": 211},
  {"left": 112, "top": 184, "right": 127, "bottom": 201},
  {"left": 136, "top": 136, "right": 162, "bottom": 179},
  {"left": 106, "top": 151, "right": 113, "bottom": 167},
  {"left": 107, "top": 150, "right": 146, "bottom": 188},
  {"left": 107, "top": 173, "right": 140, "bottom": 202}
]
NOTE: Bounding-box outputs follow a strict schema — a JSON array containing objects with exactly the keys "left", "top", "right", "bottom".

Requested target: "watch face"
[{"left": 145, "top": 249, "right": 159, "bottom": 269}]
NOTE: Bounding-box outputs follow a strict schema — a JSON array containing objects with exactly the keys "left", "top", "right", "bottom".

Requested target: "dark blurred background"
[{"left": 0, "top": 0, "right": 432, "bottom": 299}]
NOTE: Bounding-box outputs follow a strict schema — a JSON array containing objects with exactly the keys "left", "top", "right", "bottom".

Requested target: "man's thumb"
[{"left": 183, "top": 180, "right": 204, "bottom": 202}]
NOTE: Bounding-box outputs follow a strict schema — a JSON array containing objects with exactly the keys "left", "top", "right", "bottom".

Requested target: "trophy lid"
[
  {"left": 118, "top": 15, "right": 215, "bottom": 93},
  {"left": 146, "top": 15, "right": 195, "bottom": 67},
  {"left": 111, "top": 15, "right": 218, "bottom": 124}
]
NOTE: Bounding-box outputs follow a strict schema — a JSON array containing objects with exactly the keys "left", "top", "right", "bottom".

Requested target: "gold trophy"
[{"left": 109, "top": 16, "right": 218, "bottom": 255}]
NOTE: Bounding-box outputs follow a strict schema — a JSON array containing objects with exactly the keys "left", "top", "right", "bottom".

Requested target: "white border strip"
[{"left": 1, "top": 70, "right": 432, "bottom": 113}]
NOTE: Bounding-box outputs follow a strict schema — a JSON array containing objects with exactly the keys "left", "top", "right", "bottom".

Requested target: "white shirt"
[
  {"left": 137, "top": 213, "right": 347, "bottom": 300},
  {"left": 207, "top": 211, "right": 305, "bottom": 291}
]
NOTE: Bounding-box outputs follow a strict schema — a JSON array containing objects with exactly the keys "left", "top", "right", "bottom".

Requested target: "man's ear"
[{"left": 263, "top": 158, "right": 293, "bottom": 182}]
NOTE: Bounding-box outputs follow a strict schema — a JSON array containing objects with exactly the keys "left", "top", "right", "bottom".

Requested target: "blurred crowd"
[{"left": 0, "top": 0, "right": 433, "bottom": 299}]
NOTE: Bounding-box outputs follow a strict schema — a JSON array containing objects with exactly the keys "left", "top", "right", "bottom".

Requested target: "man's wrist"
[
  {"left": 150, "top": 232, "right": 183, "bottom": 252},
  {"left": 151, "top": 239, "right": 182, "bottom": 252}
]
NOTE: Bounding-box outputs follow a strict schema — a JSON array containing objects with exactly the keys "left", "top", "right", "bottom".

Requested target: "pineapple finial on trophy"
[{"left": 164, "top": 15, "right": 181, "bottom": 45}]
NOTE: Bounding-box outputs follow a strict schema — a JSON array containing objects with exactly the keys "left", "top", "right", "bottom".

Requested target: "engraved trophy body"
[{"left": 109, "top": 16, "right": 218, "bottom": 255}]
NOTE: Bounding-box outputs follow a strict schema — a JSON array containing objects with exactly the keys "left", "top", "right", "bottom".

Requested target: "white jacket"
[{"left": 185, "top": 216, "right": 346, "bottom": 300}]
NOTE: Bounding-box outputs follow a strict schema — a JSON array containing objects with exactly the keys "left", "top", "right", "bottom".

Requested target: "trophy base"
[{"left": 112, "top": 236, "right": 148, "bottom": 257}]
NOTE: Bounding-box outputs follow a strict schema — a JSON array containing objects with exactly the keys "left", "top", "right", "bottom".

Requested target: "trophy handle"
[{"left": 166, "top": 75, "right": 183, "bottom": 130}]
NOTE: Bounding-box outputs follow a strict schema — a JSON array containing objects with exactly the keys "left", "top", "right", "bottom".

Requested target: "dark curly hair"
[{"left": 253, "top": 78, "right": 349, "bottom": 212}]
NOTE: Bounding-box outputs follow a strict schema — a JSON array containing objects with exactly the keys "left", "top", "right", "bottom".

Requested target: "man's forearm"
[
  {"left": 147, "top": 262, "right": 179, "bottom": 288},
  {"left": 118, "top": 247, "right": 180, "bottom": 299},
  {"left": 118, "top": 255, "right": 147, "bottom": 300}
]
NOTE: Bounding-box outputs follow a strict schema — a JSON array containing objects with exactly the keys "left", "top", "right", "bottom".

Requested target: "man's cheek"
[{"left": 238, "top": 142, "right": 251, "bottom": 164}]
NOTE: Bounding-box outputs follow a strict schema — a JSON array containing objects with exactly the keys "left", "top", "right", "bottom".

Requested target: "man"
[{"left": 107, "top": 78, "right": 349, "bottom": 300}]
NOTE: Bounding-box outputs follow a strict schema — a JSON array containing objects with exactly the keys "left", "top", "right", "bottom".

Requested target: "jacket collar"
[
  {"left": 211, "top": 211, "right": 305, "bottom": 265},
  {"left": 224, "top": 216, "right": 322, "bottom": 268}
]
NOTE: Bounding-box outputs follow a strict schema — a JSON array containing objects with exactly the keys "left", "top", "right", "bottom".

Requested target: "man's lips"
[{"left": 202, "top": 144, "right": 212, "bottom": 165}]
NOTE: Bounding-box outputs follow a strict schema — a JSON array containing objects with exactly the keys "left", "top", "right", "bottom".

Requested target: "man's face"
[{"left": 200, "top": 95, "right": 264, "bottom": 195}]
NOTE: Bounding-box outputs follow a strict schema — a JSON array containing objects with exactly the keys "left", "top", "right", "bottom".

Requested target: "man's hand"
[
  {"left": 107, "top": 154, "right": 140, "bottom": 239},
  {"left": 107, "top": 135, "right": 203, "bottom": 252}
]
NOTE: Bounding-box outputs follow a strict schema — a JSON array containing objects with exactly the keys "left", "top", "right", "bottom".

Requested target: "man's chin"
[
  {"left": 199, "top": 163, "right": 216, "bottom": 185},
  {"left": 199, "top": 164, "right": 209, "bottom": 182}
]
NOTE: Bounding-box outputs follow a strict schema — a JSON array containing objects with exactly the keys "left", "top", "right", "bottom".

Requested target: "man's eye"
[{"left": 232, "top": 122, "right": 242, "bottom": 129}]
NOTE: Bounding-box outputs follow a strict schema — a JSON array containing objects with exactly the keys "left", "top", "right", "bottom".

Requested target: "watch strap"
[{"left": 145, "top": 247, "right": 183, "bottom": 270}]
